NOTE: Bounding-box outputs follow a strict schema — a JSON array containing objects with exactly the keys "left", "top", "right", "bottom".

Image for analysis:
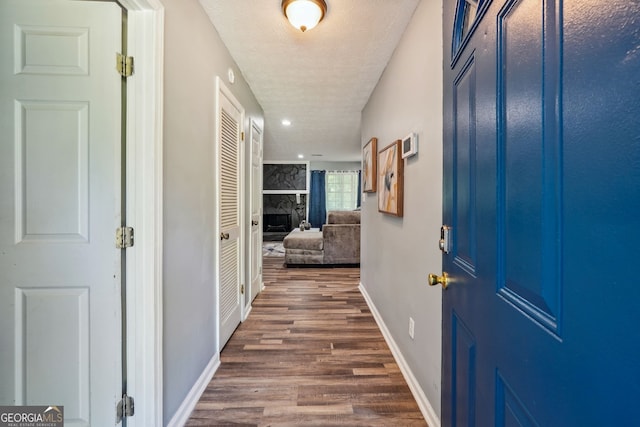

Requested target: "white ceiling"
[{"left": 199, "top": 0, "right": 420, "bottom": 162}]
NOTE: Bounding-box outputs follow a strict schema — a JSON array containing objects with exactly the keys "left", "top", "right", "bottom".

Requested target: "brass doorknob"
[
  {"left": 428, "top": 272, "right": 449, "bottom": 290},
  {"left": 220, "top": 232, "right": 230, "bottom": 240}
]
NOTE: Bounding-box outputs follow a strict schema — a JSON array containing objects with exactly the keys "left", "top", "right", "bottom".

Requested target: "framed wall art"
[
  {"left": 362, "top": 137, "right": 377, "bottom": 192},
  {"left": 377, "top": 140, "right": 404, "bottom": 217}
]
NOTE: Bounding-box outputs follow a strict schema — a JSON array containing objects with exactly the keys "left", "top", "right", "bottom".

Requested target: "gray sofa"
[{"left": 283, "top": 210, "right": 360, "bottom": 265}]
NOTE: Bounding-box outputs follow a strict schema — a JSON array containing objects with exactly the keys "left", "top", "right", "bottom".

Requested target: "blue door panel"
[
  {"left": 496, "top": 373, "right": 539, "bottom": 427},
  {"left": 453, "top": 55, "right": 478, "bottom": 274},
  {"left": 502, "top": 0, "right": 546, "bottom": 316},
  {"left": 452, "top": 312, "right": 476, "bottom": 427},
  {"left": 497, "top": 0, "right": 562, "bottom": 335}
]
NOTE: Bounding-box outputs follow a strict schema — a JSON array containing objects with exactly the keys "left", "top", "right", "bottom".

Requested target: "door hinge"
[
  {"left": 116, "top": 53, "right": 134, "bottom": 77},
  {"left": 240, "top": 284, "right": 245, "bottom": 295},
  {"left": 116, "top": 394, "right": 134, "bottom": 423},
  {"left": 241, "top": 131, "right": 245, "bottom": 141},
  {"left": 116, "top": 226, "right": 134, "bottom": 249}
]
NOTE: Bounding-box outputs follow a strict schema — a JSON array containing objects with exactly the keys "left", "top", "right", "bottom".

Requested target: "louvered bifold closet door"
[{"left": 218, "top": 89, "right": 243, "bottom": 349}]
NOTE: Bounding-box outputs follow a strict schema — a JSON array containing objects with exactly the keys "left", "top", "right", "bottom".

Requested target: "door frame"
[{"left": 116, "top": 1, "right": 164, "bottom": 425}]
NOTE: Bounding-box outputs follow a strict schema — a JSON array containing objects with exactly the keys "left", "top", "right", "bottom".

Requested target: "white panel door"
[
  {"left": 249, "top": 120, "right": 263, "bottom": 303},
  {"left": 0, "top": 1, "right": 123, "bottom": 425},
  {"left": 217, "top": 80, "right": 244, "bottom": 349}
]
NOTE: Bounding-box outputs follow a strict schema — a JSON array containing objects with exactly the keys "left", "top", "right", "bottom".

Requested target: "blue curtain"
[
  {"left": 356, "top": 170, "right": 362, "bottom": 208},
  {"left": 309, "top": 170, "right": 326, "bottom": 228}
]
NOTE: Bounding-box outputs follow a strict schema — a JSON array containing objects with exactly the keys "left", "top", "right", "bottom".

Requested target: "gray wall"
[
  {"left": 162, "top": 0, "right": 263, "bottom": 423},
  {"left": 360, "top": 0, "right": 443, "bottom": 417},
  {"left": 310, "top": 161, "right": 361, "bottom": 171}
]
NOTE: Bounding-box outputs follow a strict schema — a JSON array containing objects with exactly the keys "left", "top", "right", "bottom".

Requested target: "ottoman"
[{"left": 283, "top": 230, "right": 324, "bottom": 265}]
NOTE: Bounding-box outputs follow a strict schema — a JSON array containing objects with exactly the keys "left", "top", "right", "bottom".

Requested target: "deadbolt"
[
  {"left": 428, "top": 272, "right": 449, "bottom": 290},
  {"left": 439, "top": 225, "right": 452, "bottom": 253}
]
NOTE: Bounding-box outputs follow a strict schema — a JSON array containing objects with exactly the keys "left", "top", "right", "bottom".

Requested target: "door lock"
[
  {"left": 220, "top": 232, "right": 230, "bottom": 240},
  {"left": 428, "top": 272, "right": 449, "bottom": 290}
]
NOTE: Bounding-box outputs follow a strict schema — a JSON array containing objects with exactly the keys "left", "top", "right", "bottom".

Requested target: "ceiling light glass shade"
[{"left": 282, "top": 0, "right": 327, "bottom": 32}]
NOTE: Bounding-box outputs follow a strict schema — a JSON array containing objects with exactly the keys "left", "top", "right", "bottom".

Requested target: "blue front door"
[{"left": 442, "top": 0, "right": 640, "bottom": 425}]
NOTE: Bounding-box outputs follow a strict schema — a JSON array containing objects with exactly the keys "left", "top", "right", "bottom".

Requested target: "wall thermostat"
[{"left": 401, "top": 132, "right": 418, "bottom": 159}]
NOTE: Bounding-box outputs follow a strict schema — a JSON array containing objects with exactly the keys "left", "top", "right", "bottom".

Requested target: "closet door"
[{"left": 217, "top": 78, "right": 244, "bottom": 349}]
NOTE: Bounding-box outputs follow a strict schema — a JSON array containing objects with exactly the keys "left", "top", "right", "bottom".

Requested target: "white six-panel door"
[
  {"left": 0, "top": 1, "right": 123, "bottom": 425},
  {"left": 249, "top": 120, "right": 263, "bottom": 304},
  {"left": 217, "top": 79, "right": 244, "bottom": 349}
]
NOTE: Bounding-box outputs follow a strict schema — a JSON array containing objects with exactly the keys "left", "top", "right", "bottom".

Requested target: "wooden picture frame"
[
  {"left": 377, "top": 140, "right": 404, "bottom": 217},
  {"left": 362, "top": 137, "right": 377, "bottom": 192}
]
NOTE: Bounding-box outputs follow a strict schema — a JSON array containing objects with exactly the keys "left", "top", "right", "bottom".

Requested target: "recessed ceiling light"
[
  {"left": 297, "top": 154, "right": 304, "bottom": 159},
  {"left": 282, "top": 119, "right": 291, "bottom": 126}
]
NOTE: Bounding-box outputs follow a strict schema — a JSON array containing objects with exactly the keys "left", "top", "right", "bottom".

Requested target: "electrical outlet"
[{"left": 409, "top": 317, "right": 415, "bottom": 339}]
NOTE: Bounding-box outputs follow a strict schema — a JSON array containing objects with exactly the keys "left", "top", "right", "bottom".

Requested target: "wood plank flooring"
[{"left": 186, "top": 258, "right": 427, "bottom": 426}]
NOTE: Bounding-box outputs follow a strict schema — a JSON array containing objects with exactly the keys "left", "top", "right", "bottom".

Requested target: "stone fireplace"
[
  {"left": 262, "top": 162, "right": 309, "bottom": 241},
  {"left": 263, "top": 213, "right": 291, "bottom": 233},
  {"left": 263, "top": 194, "right": 307, "bottom": 241}
]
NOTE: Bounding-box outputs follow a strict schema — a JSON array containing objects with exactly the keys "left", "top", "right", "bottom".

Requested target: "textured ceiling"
[{"left": 199, "top": 0, "right": 420, "bottom": 162}]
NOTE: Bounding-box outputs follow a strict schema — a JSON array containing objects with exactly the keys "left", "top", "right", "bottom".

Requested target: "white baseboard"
[
  {"left": 243, "top": 303, "right": 253, "bottom": 321},
  {"left": 359, "top": 283, "right": 441, "bottom": 427},
  {"left": 166, "top": 352, "right": 221, "bottom": 427}
]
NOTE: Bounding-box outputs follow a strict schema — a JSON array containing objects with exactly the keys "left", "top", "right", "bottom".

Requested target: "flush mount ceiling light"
[{"left": 282, "top": 0, "right": 327, "bottom": 32}]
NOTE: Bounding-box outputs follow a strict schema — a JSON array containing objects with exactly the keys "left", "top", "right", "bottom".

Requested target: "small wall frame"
[
  {"left": 377, "top": 140, "right": 404, "bottom": 217},
  {"left": 362, "top": 137, "right": 377, "bottom": 192}
]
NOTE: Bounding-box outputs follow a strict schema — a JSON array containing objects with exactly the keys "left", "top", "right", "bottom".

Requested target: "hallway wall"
[
  {"left": 360, "top": 0, "right": 444, "bottom": 420},
  {"left": 161, "top": 0, "right": 263, "bottom": 423},
  {"left": 310, "top": 161, "right": 361, "bottom": 171}
]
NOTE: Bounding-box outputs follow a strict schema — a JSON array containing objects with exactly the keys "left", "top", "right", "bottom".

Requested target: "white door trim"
[
  {"left": 239, "top": 118, "right": 247, "bottom": 321},
  {"left": 116, "top": 1, "right": 164, "bottom": 425}
]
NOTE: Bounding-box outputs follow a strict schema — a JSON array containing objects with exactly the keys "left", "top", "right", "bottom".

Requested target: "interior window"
[
  {"left": 453, "top": 0, "right": 484, "bottom": 60},
  {"left": 325, "top": 171, "right": 358, "bottom": 211},
  {"left": 462, "top": 0, "right": 478, "bottom": 40}
]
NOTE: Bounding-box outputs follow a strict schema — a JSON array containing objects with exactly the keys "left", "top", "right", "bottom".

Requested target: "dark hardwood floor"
[{"left": 186, "top": 257, "right": 427, "bottom": 426}]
